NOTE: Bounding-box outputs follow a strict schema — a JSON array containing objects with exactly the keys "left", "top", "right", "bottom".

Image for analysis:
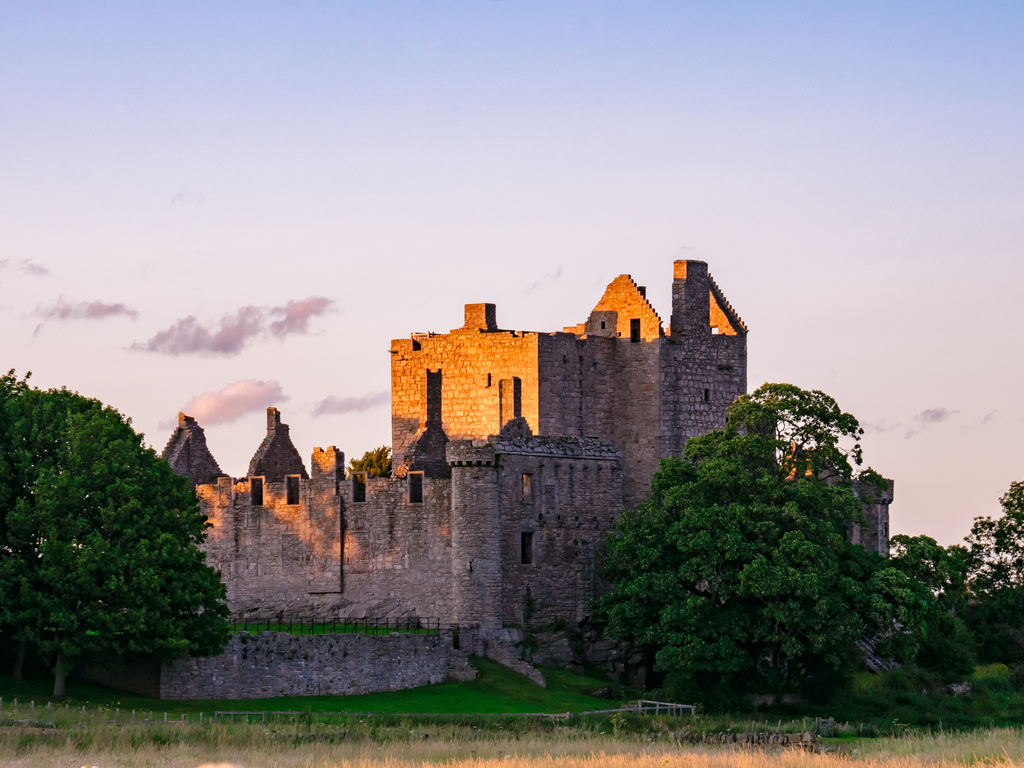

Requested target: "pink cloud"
[
  {"left": 135, "top": 296, "right": 333, "bottom": 357},
  {"left": 136, "top": 307, "right": 263, "bottom": 356},
  {"left": 270, "top": 296, "right": 333, "bottom": 337},
  {"left": 36, "top": 296, "right": 139, "bottom": 321},
  {"left": 180, "top": 379, "right": 286, "bottom": 426},
  {"left": 0, "top": 259, "right": 49, "bottom": 277},
  {"left": 312, "top": 390, "right": 390, "bottom": 417}
]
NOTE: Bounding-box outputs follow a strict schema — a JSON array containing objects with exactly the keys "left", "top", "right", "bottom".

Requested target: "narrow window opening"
[
  {"left": 468, "top": 560, "right": 473, "bottom": 572},
  {"left": 600, "top": 321, "right": 606, "bottom": 329},
  {"left": 522, "top": 473, "right": 534, "bottom": 503},
  {"left": 250, "top": 477, "right": 264, "bottom": 506},
  {"left": 630, "top": 318, "right": 641, "bottom": 343},
  {"left": 353, "top": 472, "right": 367, "bottom": 503},
  {"left": 703, "top": 388, "right": 710, "bottom": 402},
  {"left": 520, "top": 531, "right": 534, "bottom": 565},
  {"left": 286, "top": 476, "right": 300, "bottom": 505},
  {"left": 486, "top": 373, "right": 492, "bottom": 387},
  {"left": 409, "top": 472, "right": 424, "bottom": 504},
  {"left": 452, "top": 625, "right": 461, "bottom": 649}
]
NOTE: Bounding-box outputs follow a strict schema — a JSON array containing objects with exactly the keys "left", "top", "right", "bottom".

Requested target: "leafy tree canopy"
[
  {"left": 888, "top": 535, "right": 974, "bottom": 680},
  {"left": 959, "top": 482, "right": 1024, "bottom": 665},
  {"left": 349, "top": 445, "right": 392, "bottom": 478},
  {"left": 0, "top": 371, "right": 230, "bottom": 696},
  {"left": 596, "top": 383, "right": 931, "bottom": 708}
]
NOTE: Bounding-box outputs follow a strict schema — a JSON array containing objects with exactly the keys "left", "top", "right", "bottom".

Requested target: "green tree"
[
  {"left": 596, "top": 383, "right": 929, "bottom": 707},
  {"left": 961, "top": 482, "right": 1024, "bottom": 664},
  {"left": 889, "top": 535, "right": 974, "bottom": 680},
  {"left": 0, "top": 377, "right": 230, "bottom": 696},
  {"left": 349, "top": 445, "right": 392, "bottom": 478}
]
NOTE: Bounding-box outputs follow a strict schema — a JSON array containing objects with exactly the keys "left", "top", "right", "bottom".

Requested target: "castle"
[{"left": 162, "top": 260, "right": 891, "bottom": 639}]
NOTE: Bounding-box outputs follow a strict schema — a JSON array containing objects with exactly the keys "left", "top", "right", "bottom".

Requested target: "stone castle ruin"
[{"left": 161, "top": 259, "right": 891, "bottom": 675}]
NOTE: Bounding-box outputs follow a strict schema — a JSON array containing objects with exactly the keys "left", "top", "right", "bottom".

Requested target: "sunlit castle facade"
[{"left": 162, "top": 260, "right": 890, "bottom": 635}]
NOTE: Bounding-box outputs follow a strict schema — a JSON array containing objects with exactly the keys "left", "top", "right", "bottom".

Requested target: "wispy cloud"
[
  {"left": 33, "top": 297, "right": 138, "bottom": 334},
  {"left": 270, "top": 297, "right": 334, "bottom": 337},
  {"left": 134, "top": 297, "right": 333, "bottom": 357},
  {"left": 312, "top": 390, "right": 389, "bottom": 417},
  {"left": 170, "top": 190, "right": 203, "bottom": 206},
  {"left": 524, "top": 267, "right": 563, "bottom": 295},
  {"left": 905, "top": 407, "right": 959, "bottom": 439},
  {"left": 176, "top": 379, "right": 286, "bottom": 427},
  {"left": 1, "top": 258, "right": 49, "bottom": 277},
  {"left": 37, "top": 297, "right": 139, "bottom": 321},
  {"left": 136, "top": 307, "right": 264, "bottom": 356},
  {"left": 863, "top": 419, "right": 902, "bottom": 434}
]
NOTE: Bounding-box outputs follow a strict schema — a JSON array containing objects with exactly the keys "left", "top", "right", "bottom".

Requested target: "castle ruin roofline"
[
  {"left": 160, "top": 412, "right": 226, "bottom": 486},
  {"left": 247, "top": 406, "right": 309, "bottom": 482}
]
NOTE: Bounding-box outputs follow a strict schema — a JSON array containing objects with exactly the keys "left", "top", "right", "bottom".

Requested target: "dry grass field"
[{"left": 2, "top": 725, "right": 1024, "bottom": 768}]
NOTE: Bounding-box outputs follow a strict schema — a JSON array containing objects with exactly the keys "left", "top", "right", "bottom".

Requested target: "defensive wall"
[{"left": 77, "top": 630, "right": 478, "bottom": 700}]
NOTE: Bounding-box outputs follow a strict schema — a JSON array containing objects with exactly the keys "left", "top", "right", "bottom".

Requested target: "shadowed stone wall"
[
  {"left": 80, "top": 632, "right": 478, "bottom": 700},
  {"left": 159, "top": 632, "right": 468, "bottom": 700}
]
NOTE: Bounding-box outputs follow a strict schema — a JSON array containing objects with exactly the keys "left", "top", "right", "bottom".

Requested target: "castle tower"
[
  {"left": 448, "top": 442, "right": 502, "bottom": 632},
  {"left": 670, "top": 259, "right": 711, "bottom": 339}
]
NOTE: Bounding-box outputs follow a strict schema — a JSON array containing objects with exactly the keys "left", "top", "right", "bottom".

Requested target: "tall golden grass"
[{"left": 3, "top": 727, "right": 1024, "bottom": 768}]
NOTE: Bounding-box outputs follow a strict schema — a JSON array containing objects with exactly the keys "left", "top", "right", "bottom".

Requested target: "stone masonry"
[
  {"left": 79, "top": 631, "right": 476, "bottom": 700},
  {"left": 160, "top": 259, "right": 893, "bottom": 688}
]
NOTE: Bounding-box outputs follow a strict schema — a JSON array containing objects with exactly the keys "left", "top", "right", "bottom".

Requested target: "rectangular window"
[
  {"left": 487, "top": 373, "right": 492, "bottom": 387},
  {"left": 704, "top": 388, "right": 710, "bottom": 402},
  {"left": 522, "top": 473, "right": 534, "bottom": 503},
  {"left": 286, "top": 476, "right": 300, "bottom": 505},
  {"left": 409, "top": 472, "right": 424, "bottom": 504},
  {"left": 250, "top": 477, "right": 264, "bottom": 506},
  {"left": 353, "top": 472, "right": 367, "bottom": 503},
  {"left": 630, "top": 318, "right": 641, "bottom": 343},
  {"left": 520, "top": 531, "right": 534, "bottom": 565}
]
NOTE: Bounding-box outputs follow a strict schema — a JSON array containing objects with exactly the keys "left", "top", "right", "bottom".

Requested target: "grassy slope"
[{"left": 0, "top": 657, "right": 619, "bottom": 717}]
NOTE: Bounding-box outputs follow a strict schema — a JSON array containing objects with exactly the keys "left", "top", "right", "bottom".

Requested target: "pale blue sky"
[{"left": 2, "top": 2, "right": 1023, "bottom": 544}]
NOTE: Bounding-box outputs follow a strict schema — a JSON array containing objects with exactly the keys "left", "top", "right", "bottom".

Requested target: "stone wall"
[
  {"left": 201, "top": 457, "right": 346, "bottom": 616},
  {"left": 340, "top": 473, "right": 454, "bottom": 620},
  {"left": 76, "top": 655, "right": 162, "bottom": 698},
  {"left": 160, "top": 632, "right": 462, "bottom": 700},
  {"left": 487, "top": 428, "right": 623, "bottom": 629},
  {"left": 852, "top": 478, "right": 894, "bottom": 556},
  {"left": 390, "top": 310, "right": 542, "bottom": 467}
]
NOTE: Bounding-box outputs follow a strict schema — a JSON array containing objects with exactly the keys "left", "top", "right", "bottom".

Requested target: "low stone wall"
[
  {"left": 75, "top": 655, "right": 162, "bottom": 698},
  {"left": 159, "top": 631, "right": 462, "bottom": 700}
]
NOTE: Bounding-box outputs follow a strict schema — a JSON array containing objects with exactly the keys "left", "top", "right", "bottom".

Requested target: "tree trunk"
[
  {"left": 53, "top": 649, "right": 66, "bottom": 699},
  {"left": 12, "top": 638, "right": 27, "bottom": 684},
  {"left": 12, "top": 638, "right": 26, "bottom": 682}
]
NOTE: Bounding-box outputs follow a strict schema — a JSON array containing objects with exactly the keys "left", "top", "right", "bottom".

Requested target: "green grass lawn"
[{"left": 0, "top": 657, "right": 621, "bottom": 718}]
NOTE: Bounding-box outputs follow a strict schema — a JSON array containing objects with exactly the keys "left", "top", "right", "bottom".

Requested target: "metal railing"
[
  {"left": 856, "top": 637, "right": 899, "bottom": 673},
  {"left": 632, "top": 700, "right": 695, "bottom": 716},
  {"left": 231, "top": 616, "right": 441, "bottom": 636}
]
